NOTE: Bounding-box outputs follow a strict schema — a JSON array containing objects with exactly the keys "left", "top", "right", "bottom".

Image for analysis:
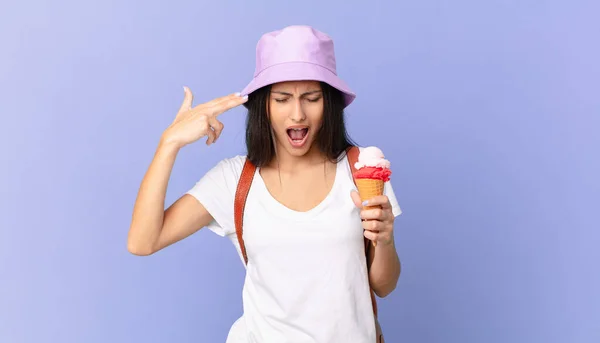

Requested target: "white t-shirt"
[{"left": 186, "top": 149, "right": 402, "bottom": 343}]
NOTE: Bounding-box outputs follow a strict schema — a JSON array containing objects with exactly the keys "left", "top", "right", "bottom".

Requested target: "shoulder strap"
[
  {"left": 346, "top": 146, "right": 360, "bottom": 172},
  {"left": 346, "top": 146, "right": 379, "bottom": 318},
  {"left": 234, "top": 158, "right": 256, "bottom": 265}
]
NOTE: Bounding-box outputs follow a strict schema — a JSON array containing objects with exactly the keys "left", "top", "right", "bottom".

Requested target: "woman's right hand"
[{"left": 161, "top": 87, "right": 248, "bottom": 148}]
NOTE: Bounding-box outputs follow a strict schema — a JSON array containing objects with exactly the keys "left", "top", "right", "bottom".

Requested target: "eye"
[
  {"left": 274, "top": 98, "right": 288, "bottom": 103},
  {"left": 307, "top": 97, "right": 322, "bottom": 103}
]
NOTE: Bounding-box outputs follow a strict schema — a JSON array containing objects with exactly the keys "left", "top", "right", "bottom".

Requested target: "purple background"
[{"left": 1, "top": 0, "right": 598, "bottom": 342}]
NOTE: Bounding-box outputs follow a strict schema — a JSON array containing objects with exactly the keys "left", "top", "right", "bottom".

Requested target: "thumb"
[
  {"left": 350, "top": 190, "right": 363, "bottom": 208},
  {"left": 179, "top": 86, "right": 193, "bottom": 113}
]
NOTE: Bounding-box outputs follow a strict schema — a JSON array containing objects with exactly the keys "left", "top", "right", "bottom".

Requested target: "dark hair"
[{"left": 245, "top": 82, "right": 356, "bottom": 167}]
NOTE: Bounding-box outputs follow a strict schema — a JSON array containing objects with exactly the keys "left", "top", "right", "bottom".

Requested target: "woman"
[{"left": 127, "top": 25, "right": 402, "bottom": 343}]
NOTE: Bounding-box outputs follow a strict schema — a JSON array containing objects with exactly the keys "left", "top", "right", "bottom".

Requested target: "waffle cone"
[{"left": 356, "top": 178, "right": 385, "bottom": 210}]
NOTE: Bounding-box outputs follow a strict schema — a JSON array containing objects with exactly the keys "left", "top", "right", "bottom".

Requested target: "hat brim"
[{"left": 240, "top": 62, "right": 356, "bottom": 108}]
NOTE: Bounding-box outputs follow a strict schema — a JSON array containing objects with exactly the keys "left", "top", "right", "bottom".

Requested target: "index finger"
[
  {"left": 196, "top": 92, "right": 241, "bottom": 108},
  {"left": 210, "top": 94, "right": 248, "bottom": 116},
  {"left": 199, "top": 92, "right": 244, "bottom": 108},
  {"left": 363, "top": 195, "right": 391, "bottom": 209}
]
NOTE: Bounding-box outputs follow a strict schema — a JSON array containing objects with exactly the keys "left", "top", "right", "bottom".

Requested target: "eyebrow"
[{"left": 271, "top": 90, "right": 323, "bottom": 96}]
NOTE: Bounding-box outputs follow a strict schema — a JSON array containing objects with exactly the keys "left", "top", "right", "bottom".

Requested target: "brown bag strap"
[
  {"left": 233, "top": 148, "right": 379, "bottom": 319},
  {"left": 234, "top": 158, "right": 257, "bottom": 265},
  {"left": 346, "top": 145, "right": 360, "bottom": 169}
]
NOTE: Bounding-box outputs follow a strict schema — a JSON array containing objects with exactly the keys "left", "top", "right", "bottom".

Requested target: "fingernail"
[
  {"left": 242, "top": 95, "right": 248, "bottom": 100},
  {"left": 183, "top": 86, "right": 187, "bottom": 92},
  {"left": 234, "top": 92, "right": 241, "bottom": 97},
  {"left": 362, "top": 201, "right": 368, "bottom": 206}
]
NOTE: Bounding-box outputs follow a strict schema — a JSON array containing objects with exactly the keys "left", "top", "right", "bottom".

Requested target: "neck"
[{"left": 268, "top": 141, "right": 326, "bottom": 173}]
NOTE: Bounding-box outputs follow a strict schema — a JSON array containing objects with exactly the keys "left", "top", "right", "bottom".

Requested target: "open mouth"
[{"left": 286, "top": 127, "right": 309, "bottom": 148}]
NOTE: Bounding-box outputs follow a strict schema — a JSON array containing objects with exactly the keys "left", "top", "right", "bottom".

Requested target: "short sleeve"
[
  {"left": 185, "top": 155, "right": 246, "bottom": 237},
  {"left": 384, "top": 181, "right": 403, "bottom": 217}
]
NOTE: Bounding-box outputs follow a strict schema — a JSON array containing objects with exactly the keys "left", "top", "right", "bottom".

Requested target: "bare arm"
[
  {"left": 366, "top": 230, "right": 401, "bottom": 298},
  {"left": 351, "top": 191, "right": 401, "bottom": 297},
  {"left": 127, "top": 140, "right": 213, "bottom": 255},
  {"left": 127, "top": 87, "right": 248, "bottom": 256}
]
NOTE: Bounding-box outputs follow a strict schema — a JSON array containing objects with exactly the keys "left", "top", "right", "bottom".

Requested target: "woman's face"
[{"left": 268, "top": 81, "right": 324, "bottom": 157}]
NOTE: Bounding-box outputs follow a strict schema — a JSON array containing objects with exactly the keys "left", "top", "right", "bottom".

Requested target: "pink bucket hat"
[{"left": 240, "top": 25, "right": 356, "bottom": 107}]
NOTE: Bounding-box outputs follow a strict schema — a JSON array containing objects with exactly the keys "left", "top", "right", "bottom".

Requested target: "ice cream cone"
[
  {"left": 352, "top": 146, "right": 393, "bottom": 248},
  {"left": 356, "top": 178, "right": 385, "bottom": 209},
  {"left": 356, "top": 178, "right": 385, "bottom": 247}
]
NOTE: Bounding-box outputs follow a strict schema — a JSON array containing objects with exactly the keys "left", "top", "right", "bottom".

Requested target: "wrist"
[
  {"left": 158, "top": 135, "right": 183, "bottom": 152},
  {"left": 159, "top": 133, "right": 184, "bottom": 150},
  {"left": 378, "top": 232, "right": 396, "bottom": 248}
]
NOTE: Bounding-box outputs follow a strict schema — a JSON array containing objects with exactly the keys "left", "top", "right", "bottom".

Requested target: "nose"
[{"left": 289, "top": 98, "right": 306, "bottom": 122}]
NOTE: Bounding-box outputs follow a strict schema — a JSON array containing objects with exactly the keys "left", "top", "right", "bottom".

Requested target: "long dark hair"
[{"left": 245, "top": 82, "right": 356, "bottom": 167}]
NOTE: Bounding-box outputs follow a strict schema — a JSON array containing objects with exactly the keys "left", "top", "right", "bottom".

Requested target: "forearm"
[
  {"left": 127, "top": 138, "right": 181, "bottom": 255},
  {"left": 368, "top": 232, "right": 401, "bottom": 297}
]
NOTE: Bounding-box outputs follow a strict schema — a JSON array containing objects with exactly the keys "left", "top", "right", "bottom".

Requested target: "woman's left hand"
[{"left": 351, "top": 191, "right": 395, "bottom": 246}]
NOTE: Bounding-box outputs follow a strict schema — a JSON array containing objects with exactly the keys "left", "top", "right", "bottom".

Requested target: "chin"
[
  {"left": 286, "top": 145, "right": 313, "bottom": 157},
  {"left": 281, "top": 139, "right": 315, "bottom": 157}
]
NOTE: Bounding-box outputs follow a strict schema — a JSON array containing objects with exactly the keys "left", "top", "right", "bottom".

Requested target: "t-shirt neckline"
[{"left": 254, "top": 153, "right": 347, "bottom": 220}]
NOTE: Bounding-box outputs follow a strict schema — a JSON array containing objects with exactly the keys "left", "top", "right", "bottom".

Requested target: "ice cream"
[
  {"left": 354, "top": 146, "right": 392, "bottom": 183},
  {"left": 353, "top": 147, "right": 392, "bottom": 247}
]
